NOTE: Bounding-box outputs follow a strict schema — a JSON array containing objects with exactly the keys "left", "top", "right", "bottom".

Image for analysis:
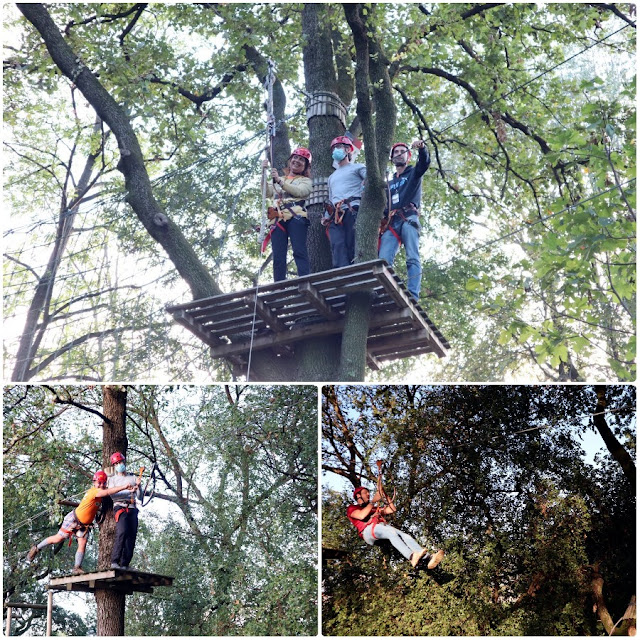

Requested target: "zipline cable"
[
  {"left": 447, "top": 404, "right": 636, "bottom": 450},
  {"left": 438, "top": 23, "right": 633, "bottom": 135}
]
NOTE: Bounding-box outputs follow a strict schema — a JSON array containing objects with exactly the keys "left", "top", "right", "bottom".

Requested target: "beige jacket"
[{"left": 266, "top": 174, "right": 312, "bottom": 222}]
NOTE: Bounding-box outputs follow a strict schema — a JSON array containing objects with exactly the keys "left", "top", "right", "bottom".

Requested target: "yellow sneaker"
[{"left": 427, "top": 549, "right": 445, "bottom": 569}]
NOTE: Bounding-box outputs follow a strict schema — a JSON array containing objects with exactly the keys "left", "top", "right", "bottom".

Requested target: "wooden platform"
[
  {"left": 166, "top": 260, "right": 449, "bottom": 371},
  {"left": 47, "top": 568, "right": 173, "bottom": 595}
]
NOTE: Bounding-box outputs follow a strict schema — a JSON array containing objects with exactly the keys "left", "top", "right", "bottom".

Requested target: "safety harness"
[
  {"left": 370, "top": 459, "right": 396, "bottom": 539},
  {"left": 60, "top": 510, "right": 91, "bottom": 546},
  {"left": 261, "top": 197, "right": 307, "bottom": 253},
  {"left": 378, "top": 203, "right": 420, "bottom": 248},
  {"left": 113, "top": 466, "right": 145, "bottom": 523}
]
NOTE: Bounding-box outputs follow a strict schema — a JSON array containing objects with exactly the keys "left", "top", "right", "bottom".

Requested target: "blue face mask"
[
  {"left": 332, "top": 148, "right": 347, "bottom": 162},
  {"left": 115, "top": 463, "right": 126, "bottom": 473}
]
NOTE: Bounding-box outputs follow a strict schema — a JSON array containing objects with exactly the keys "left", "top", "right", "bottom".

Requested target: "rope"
[
  {"left": 247, "top": 58, "right": 277, "bottom": 382},
  {"left": 3, "top": 491, "right": 86, "bottom": 538}
]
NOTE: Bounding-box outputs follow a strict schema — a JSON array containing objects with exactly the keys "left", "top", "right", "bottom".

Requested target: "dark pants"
[
  {"left": 111, "top": 508, "right": 138, "bottom": 568},
  {"left": 271, "top": 216, "right": 310, "bottom": 281},
  {"left": 328, "top": 207, "right": 358, "bottom": 268}
]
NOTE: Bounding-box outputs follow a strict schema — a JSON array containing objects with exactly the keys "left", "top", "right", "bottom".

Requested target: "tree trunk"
[
  {"left": 339, "top": 3, "right": 396, "bottom": 379},
  {"left": 95, "top": 385, "right": 128, "bottom": 636},
  {"left": 593, "top": 386, "right": 636, "bottom": 486},
  {"left": 11, "top": 134, "right": 102, "bottom": 382},
  {"left": 590, "top": 562, "right": 615, "bottom": 635},
  {"left": 17, "top": 3, "right": 221, "bottom": 303}
]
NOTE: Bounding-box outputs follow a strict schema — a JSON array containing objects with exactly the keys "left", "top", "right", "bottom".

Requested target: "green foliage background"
[
  {"left": 3, "top": 385, "right": 318, "bottom": 636},
  {"left": 3, "top": 3, "right": 636, "bottom": 382},
  {"left": 322, "top": 385, "right": 636, "bottom": 636}
]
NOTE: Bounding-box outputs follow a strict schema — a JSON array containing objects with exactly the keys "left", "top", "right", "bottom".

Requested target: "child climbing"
[{"left": 27, "top": 470, "right": 135, "bottom": 575}]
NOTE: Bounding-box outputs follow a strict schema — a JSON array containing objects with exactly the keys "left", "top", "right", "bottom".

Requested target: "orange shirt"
[{"left": 74, "top": 486, "right": 102, "bottom": 525}]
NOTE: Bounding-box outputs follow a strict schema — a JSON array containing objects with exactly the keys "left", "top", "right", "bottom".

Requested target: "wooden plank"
[
  {"left": 242, "top": 295, "right": 287, "bottom": 332},
  {"left": 168, "top": 260, "right": 449, "bottom": 366},
  {"left": 297, "top": 281, "right": 341, "bottom": 320},
  {"left": 173, "top": 311, "right": 225, "bottom": 349},
  {"left": 48, "top": 569, "right": 174, "bottom": 594},
  {"left": 209, "top": 307, "right": 416, "bottom": 359}
]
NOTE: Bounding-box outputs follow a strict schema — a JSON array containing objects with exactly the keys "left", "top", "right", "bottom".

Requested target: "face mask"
[
  {"left": 115, "top": 463, "right": 126, "bottom": 473},
  {"left": 332, "top": 148, "right": 347, "bottom": 162}
]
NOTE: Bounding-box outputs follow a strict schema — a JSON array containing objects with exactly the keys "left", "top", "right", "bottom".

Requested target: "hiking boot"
[
  {"left": 27, "top": 545, "right": 39, "bottom": 562},
  {"left": 410, "top": 549, "right": 428, "bottom": 568},
  {"left": 71, "top": 566, "right": 86, "bottom": 576},
  {"left": 427, "top": 549, "right": 445, "bottom": 569}
]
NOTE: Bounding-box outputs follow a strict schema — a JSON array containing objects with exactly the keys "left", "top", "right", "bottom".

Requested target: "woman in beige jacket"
[{"left": 262, "top": 147, "right": 313, "bottom": 281}]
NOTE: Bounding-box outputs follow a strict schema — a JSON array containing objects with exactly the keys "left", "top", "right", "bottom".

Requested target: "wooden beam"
[
  {"left": 173, "top": 310, "right": 224, "bottom": 349},
  {"left": 297, "top": 281, "right": 341, "bottom": 320},
  {"left": 242, "top": 295, "right": 286, "bottom": 332}
]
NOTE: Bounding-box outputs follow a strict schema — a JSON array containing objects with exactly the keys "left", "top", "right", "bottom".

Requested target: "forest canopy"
[
  {"left": 3, "top": 384, "right": 318, "bottom": 636},
  {"left": 3, "top": 3, "right": 636, "bottom": 382},
  {"left": 322, "top": 384, "right": 636, "bottom": 636}
]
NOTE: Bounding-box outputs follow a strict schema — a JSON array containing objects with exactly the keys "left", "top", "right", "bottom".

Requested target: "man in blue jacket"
[{"left": 379, "top": 140, "right": 430, "bottom": 300}]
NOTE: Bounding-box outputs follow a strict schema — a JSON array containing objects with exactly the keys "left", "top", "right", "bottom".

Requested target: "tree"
[
  {"left": 322, "top": 385, "right": 636, "bottom": 635},
  {"left": 3, "top": 384, "right": 318, "bottom": 636},
  {"left": 5, "top": 3, "right": 635, "bottom": 381}
]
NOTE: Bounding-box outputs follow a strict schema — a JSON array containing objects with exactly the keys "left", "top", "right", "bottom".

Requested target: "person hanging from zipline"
[
  {"left": 346, "top": 485, "right": 445, "bottom": 569},
  {"left": 108, "top": 451, "right": 143, "bottom": 570},
  {"left": 26, "top": 470, "right": 135, "bottom": 575},
  {"left": 261, "top": 148, "right": 313, "bottom": 281},
  {"left": 323, "top": 135, "right": 366, "bottom": 268}
]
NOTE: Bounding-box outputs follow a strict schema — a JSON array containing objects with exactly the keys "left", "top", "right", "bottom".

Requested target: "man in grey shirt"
[
  {"left": 325, "top": 136, "right": 367, "bottom": 268},
  {"left": 108, "top": 451, "right": 142, "bottom": 570}
]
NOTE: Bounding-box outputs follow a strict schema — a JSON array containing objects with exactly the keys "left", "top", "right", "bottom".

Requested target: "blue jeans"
[
  {"left": 378, "top": 214, "right": 422, "bottom": 300},
  {"left": 270, "top": 216, "right": 310, "bottom": 281},
  {"left": 328, "top": 207, "right": 358, "bottom": 268},
  {"left": 361, "top": 522, "right": 423, "bottom": 560}
]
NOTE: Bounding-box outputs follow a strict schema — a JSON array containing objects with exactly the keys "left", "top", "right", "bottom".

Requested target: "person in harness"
[
  {"left": 324, "top": 136, "right": 367, "bottom": 268},
  {"left": 378, "top": 140, "right": 430, "bottom": 300},
  {"left": 261, "top": 148, "right": 313, "bottom": 281},
  {"left": 108, "top": 452, "right": 143, "bottom": 570},
  {"left": 26, "top": 470, "right": 135, "bottom": 575},
  {"left": 346, "top": 486, "right": 444, "bottom": 569}
]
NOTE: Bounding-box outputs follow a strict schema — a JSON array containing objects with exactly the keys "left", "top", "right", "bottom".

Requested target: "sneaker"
[
  {"left": 27, "top": 545, "right": 39, "bottom": 562},
  {"left": 410, "top": 549, "right": 429, "bottom": 568},
  {"left": 427, "top": 549, "right": 445, "bottom": 569},
  {"left": 71, "top": 566, "right": 86, "bottom": 576},
  {"left": 110, "top": 562, "right": 122, "bottom": 570}
]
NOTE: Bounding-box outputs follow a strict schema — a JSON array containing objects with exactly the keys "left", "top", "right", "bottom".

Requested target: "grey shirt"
[
  {"left": 328, "top": 162, "right": 366, "bottom": 205},
  {"left": 108, "top": 473, "right": 142, "bottom": 509}
]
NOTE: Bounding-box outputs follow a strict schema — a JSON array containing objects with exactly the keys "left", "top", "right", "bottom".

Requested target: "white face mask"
[{"left": 332, "top": 148, "right": 347, "bottom": 162}]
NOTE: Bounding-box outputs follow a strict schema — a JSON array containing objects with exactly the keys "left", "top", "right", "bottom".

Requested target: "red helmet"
[
  {"left": 353, "top": 486, "right": 367, "bottom": 501},
  {"left": 390, "top": 142, "right": 411, "bottom": 161},
  {"left": 110, "top": 452, "right": 125, "bottom": 465},
  {"left": 93, "top": 470, "right": 108, "bottom": 484},
  {"left": 331, "top": 136, "right": 354, "bottom": 152},
  {"left": 290, "top": 147, "right": 312, "bottom": 164}
]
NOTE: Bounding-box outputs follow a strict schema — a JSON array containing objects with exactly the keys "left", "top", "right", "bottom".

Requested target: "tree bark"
[
  {"left": 11, "top": 126, "right": 102, "bottom": 382},
  {"left": 339, "top": 3, "right": 396, "bottom": 379},
  {"left": 590, "top": 562, "right": 615, "bottom": 635},
  {"left": 96, "top": 385, "right": 128, "bottom": 636},
  {"left": 593, "top": 386, "right": 636, "bottom": 486},
  {"left": 17, "top": 3, "right": 221, "bottom": 303}
]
